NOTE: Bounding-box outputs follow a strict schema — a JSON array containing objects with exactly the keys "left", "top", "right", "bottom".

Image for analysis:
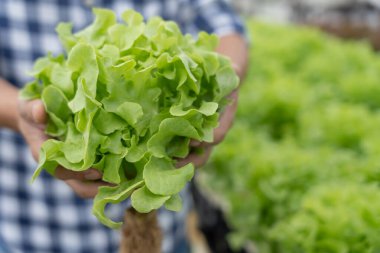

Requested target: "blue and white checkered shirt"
[{"left": 0, "top": 1, "right": 245, "bottom": 252}]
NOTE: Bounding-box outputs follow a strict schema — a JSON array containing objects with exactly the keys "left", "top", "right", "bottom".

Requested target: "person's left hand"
[{"left": 176, "top": 89, "right": 239, "bottom": 168}]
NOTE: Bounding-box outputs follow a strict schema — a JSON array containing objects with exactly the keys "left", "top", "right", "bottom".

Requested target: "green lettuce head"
[{"left": 20, "top": 8, "right": 239, "bottom": 228}]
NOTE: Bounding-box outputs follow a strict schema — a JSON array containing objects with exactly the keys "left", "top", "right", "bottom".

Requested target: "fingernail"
[
  {"left": 84, "top": 169, "right": 101, "bottom": 180},
  {"left": 32, "top": 103, "right": 39, "bottom": 123},
  {"left": 190, "top": 140, "right": 202, "bottom": 147},
  {"left": 32, "top": 101, "right": 46, "bottom": 124}
]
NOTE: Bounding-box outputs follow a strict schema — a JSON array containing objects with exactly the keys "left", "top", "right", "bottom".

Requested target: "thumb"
[{"left": 19, "top": 99, "right": 47, "bottom": 124}]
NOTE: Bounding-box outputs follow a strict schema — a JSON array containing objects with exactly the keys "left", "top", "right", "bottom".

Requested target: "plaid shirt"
[{"left": 0, "top": 0, "right": 245, "bottom": 252}]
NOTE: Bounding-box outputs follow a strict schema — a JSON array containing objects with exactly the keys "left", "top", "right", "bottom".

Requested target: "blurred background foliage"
[{"left": 199, "top": 16, "right": 380, "bottom": 253}]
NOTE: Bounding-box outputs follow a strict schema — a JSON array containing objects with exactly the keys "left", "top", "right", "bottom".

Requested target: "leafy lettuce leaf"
[{"left": 21, "top": 8, "right": 239, "bottom": 228}]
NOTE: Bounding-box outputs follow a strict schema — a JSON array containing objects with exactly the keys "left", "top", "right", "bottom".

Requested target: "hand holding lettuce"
[{"left": 20, "top": 8, "right": 238, "bottom": 228}]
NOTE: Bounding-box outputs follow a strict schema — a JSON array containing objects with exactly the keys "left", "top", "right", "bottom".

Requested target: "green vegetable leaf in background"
[{"left": 199, "top": 20, "right": 380, "bottom": 253}]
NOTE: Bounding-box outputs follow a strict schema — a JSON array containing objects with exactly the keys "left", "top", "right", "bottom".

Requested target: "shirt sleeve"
[{"left": 191, "top": 0, "right": 247, "bottom": 37}]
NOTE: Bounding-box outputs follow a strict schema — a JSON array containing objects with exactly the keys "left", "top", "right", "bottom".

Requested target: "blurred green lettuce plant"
[{"left": 201, "top": 21, "right": 380, "bottom": 253}]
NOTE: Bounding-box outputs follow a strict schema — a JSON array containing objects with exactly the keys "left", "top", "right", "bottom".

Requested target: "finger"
[
  {"left": 210, "top": 90, "right": 239, "bottom": 145},
  {"left": 19, "top": 99, "right": 47, "bottom": 125},
  {"left": 29, "top": 130, "right": 49, "bottom": 161},
  {"left": 65, "top": 179, "right": 111, "bottom": 199},
  {"left": 55, "top": 167, "right": 103, "bottom": 181},
  {"left": 32, "top": 100, "right": 47, "bottom": 124},
  {"left": 18, "top": 119, "right": 49, "bottom": 161},
  {"left": 176, "top": 146, "right": 213, "bottom": 168},
  {"left": 189, "top": 139, "right": 202, "bottom": 147}
]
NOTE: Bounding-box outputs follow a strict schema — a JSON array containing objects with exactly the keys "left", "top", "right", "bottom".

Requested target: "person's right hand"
[{"left": 18, "top": 99, "right": 110, "bottom": 198}]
